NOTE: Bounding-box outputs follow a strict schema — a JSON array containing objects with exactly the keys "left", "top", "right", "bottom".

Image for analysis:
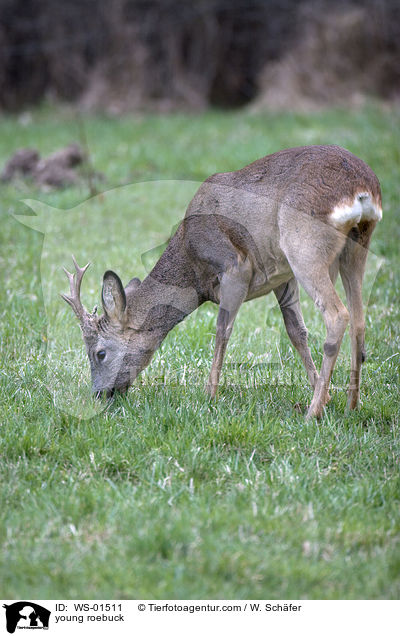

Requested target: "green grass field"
[{"left": 0, "top": 105, "right": 399, "bottom": 599}]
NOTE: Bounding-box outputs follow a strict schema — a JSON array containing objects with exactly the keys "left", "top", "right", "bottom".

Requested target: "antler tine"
[
  {"left": 71, "top": 254, "right": 91, "bottom": 299},
  {"left": 61, "top": 255, "right": 91, "bottom": 322}
]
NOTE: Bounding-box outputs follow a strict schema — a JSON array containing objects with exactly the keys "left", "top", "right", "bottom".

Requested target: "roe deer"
[{"left": 62, "top": 145, "right": 382, "bottom": 418}]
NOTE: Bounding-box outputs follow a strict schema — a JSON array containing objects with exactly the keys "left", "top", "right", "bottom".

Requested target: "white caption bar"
[{"left": 1, "top": 599, "right": 398, "bottom": 636}]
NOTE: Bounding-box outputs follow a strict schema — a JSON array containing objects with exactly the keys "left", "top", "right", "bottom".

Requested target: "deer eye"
[{"left": 97, "top": 350, "right": 106, "bottom": 362}]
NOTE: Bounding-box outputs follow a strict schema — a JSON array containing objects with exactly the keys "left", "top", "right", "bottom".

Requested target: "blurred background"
[{"left": 1, "top": 0, "right": 399, "bottom": 114}]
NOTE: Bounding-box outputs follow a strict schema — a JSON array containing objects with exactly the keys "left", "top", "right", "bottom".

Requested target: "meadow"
[{"left": 0, "top": 105, "right": 399, "bottom": 599}]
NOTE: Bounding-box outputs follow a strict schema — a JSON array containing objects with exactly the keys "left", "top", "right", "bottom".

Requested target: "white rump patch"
[{"left": 330, "top": 192, "right": 382, "bottom": 228}]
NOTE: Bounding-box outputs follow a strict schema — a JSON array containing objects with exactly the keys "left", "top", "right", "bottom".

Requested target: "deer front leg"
[
  {"left": 274, "top": 279, "right": 318, "bottom": 389},
  {"left": 207, "top": 257, "right": 252, "bottom": 398}
]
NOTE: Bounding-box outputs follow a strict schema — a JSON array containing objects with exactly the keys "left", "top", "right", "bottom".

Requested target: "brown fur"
[{"left": 63, "top": 145, "right": 381, "bottom": 417}]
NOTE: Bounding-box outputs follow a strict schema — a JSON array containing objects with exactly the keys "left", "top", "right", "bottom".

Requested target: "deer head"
[{"left": 61, "top": 257, "right": 158, "bottom": 398}]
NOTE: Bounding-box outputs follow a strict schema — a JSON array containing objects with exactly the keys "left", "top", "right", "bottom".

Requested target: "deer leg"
[
  {"left": 206, "top": 257, "right": 252, "bottom": 398},
  {"left": 341, "top": 274, "right": 364, "bottom": 410},
  {"left": 339, "top": 227, "right": 372, "bottom": 409},
  {"left": 329, "top": 255, "right": 340, "bottom": 285},
  {"left": 308, "top": 278, "right": 349, "bottom": 418},
  {"left": 274, "top": 279, "right": 318, "bottom": 389},
  {"left": 281, "top": 217, "right": 351, "bottom": 418},
  {"left": 286, "top": 262, "right": 350, "bottom": 418}
]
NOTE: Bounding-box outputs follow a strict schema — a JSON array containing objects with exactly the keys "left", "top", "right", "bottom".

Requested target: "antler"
[{"left": 61, "top": 255, "right": 92, "bottom": 325}]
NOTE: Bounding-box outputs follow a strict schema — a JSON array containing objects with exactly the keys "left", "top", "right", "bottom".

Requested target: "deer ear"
[{"left": 102, "top": 270, "right": 126, "bottom": 323}]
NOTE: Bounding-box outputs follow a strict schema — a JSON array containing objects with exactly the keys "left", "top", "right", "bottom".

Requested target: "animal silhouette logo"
[{"left": 2, "top": 602, "right": 51, "bottom": 633}]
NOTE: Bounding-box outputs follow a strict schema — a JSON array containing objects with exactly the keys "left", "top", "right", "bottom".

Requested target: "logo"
[{"left": 2, "top": 603, "right": 51, "bottom": 633}]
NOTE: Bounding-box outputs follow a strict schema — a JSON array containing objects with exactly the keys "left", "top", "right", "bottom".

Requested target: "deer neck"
[{"left": 126, "top": 228, "right": 203, "bottom": 339}]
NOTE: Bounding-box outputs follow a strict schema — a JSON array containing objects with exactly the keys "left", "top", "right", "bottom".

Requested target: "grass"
[{"left": 0, "top": 104, "right": 399, "bottom": 599}]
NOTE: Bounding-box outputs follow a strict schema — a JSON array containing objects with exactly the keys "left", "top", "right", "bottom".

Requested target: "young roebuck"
[{"left": 62, "top": 145, "right": 381, "bottom": 418}]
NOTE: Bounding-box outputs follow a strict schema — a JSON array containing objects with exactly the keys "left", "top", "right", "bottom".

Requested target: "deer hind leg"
[
  {"left": 305, "top": 272, "right": 349, "bottom": 418},
  {"left": 274, "top": 279, "right": 318, "bottom": 389},
  {"left": 284, "top": 254, "right": 350, "bottom": 418},
  {"left": 207, "top": 255, "right": 252, "bottom": 398},
  {"left": 339, "top": 223, "right": 374, "bottom": 409}
]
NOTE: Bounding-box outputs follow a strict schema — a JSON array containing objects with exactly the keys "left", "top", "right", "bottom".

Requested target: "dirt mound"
[{"left": 1, "top": 143, "right": 87, "bottom": 188}]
